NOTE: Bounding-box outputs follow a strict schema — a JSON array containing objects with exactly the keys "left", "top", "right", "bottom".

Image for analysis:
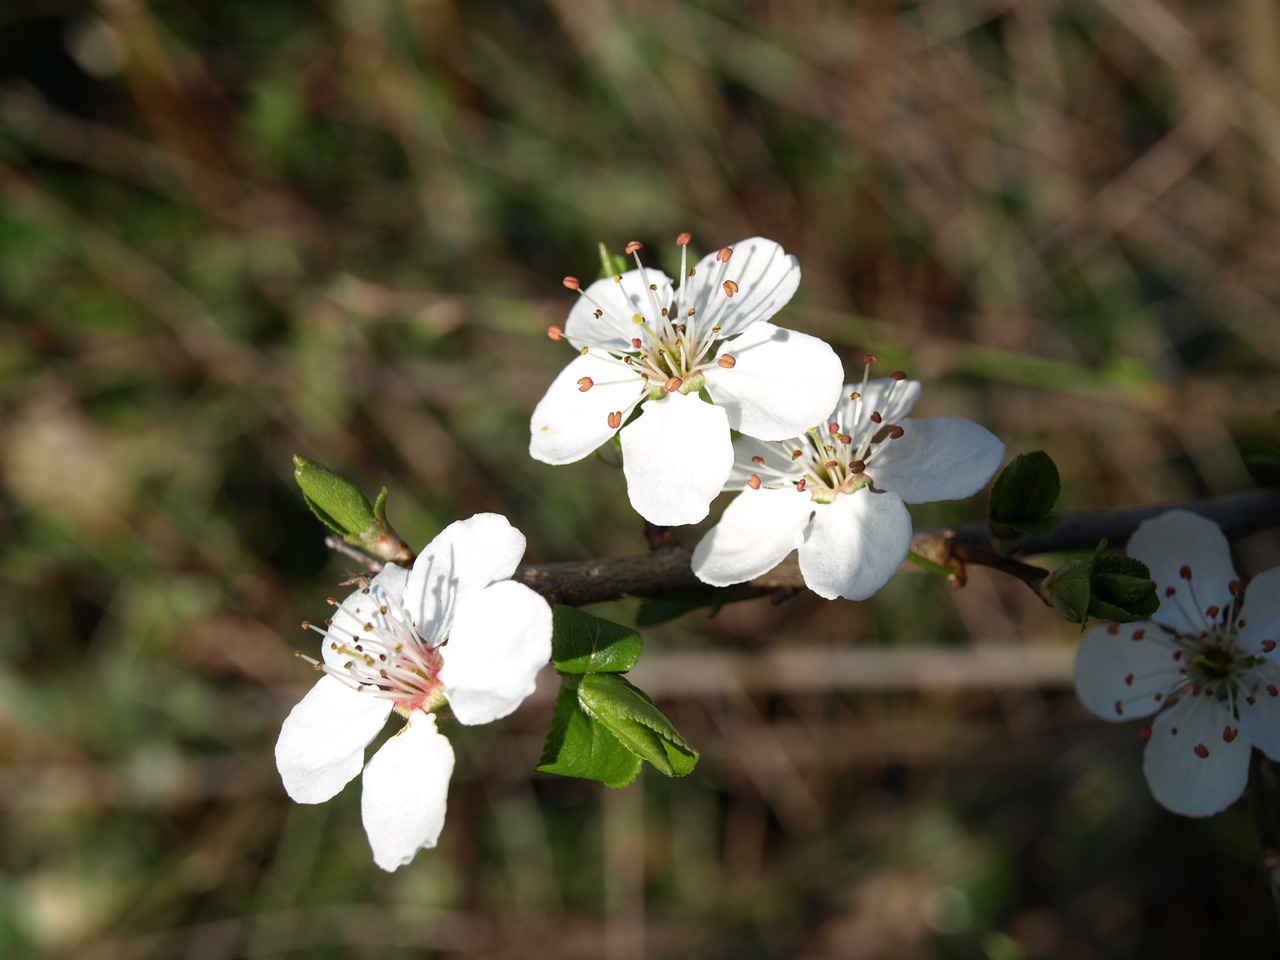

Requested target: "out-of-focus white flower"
[
  {"left": 1074, "top": 509, "right": 1280, "bottom": 817},
  {"left": 275, "top": 514, "right": 551, "bottom": 870},
  {"left": 529, "top": 235, "right": 843, "bottom": 526},
  {"left": 692, "top": 361, "right": 1005, "bottom": 600}
]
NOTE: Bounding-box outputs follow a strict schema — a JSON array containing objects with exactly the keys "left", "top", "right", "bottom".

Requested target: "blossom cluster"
[
  {"left": 278, "top": 233, "right": 1010, "bottom": 869},
  {"left": 530, "top": 234, "right": 1005, "bottom": 599}
]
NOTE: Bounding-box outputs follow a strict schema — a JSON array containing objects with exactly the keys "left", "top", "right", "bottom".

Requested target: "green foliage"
[
  {"left": 1042, "top": 540, "right": 1160, "bottom": 627},
  {"left": 537, "top": 681, "right": 644, "bottom": 787},
  {"left": 539, "top": 607, "right": 698, "bottom": 786},
  {"left": 987, "top": 451, "right": 1060, "bottom": 552},
  {"left": 550, "top": 604, "right": 643, "bottom": 674},
  {"left": 293, "top": 455, "right": 377, "bottom": 539}
]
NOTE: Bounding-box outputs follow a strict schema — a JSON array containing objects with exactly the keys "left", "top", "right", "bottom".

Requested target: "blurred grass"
[{"left": 2, "top": 0, "right": 1280, "bottom": 957}]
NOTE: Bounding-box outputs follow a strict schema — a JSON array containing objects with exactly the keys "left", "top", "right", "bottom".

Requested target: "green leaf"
[
  {"left": 1090, "top": 554, "right": 1159, "bottom": 621},
  {"left": 293, "top": 455, "right": 375, "bottom": 538},
  {"left": 537, "top": 680, "right": 642, "bottom": 788},
  {"left": 551, "top": 605, "right": 643, "bottom": 674},
  {"left": 987, "top": 451, "right": 1061, "bottom": 549},
  {"left": 577, "top": 673, "right": 699, "bottom": 778},
  {"left": 1041, "top": 540, "right": 1157, "bottom": 627}
]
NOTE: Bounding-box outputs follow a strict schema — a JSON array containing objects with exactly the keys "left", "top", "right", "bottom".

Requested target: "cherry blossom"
[
  {"left": 275, "top": 514, "right": 552, "bottom": 870},
  {"left": 1074, "top": 510, "right": 1280, "bottom": 817},
  {"left": 529, "top": 235, "right": 843, "bottom": 526},
  {"left": 691, "top": 362, "right": 1004, "bottom": 600}
]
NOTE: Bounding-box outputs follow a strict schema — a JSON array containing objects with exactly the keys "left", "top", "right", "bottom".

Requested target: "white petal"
[
  {"left": 869, "top": 418, "right": 1005, "bottom": 504},
  {"left": 1072, "top": 621, "right": 1181, "bottom": 722},
  {"left": 1128, "top": 511, "right": 1237, "bottom": 636},
  {"left": 361, "top": 711, "right": 456, "bottom": 871},
  {"left": 441, "top": 580, "right": 552, "bottom": 725},
  {"left": 1236, "top": 566, "right": 1280, "bottom": 654},
  {"left": 620, "top": 392, "right": 733, "bottom": 526},
  {"left": 564, "top": 268, "right": 675, "bottom": 352},
  {"left": 1142, "top": 693, "right": 1249, "bottom": 817},
  {"left": 530, "top": 352, "right": 644, "bottom": 465},
  {"left": 798, "top": 491, "right": 913, "bottom": 600},
  {"left": 702, "top": 322, "right": 844, "bottom": 440},
  {"left": 691, "top": 487, "right": 815, "bottom": 586},
  {"left": 275, "top": 675, "right": 393, "bottom": 804},
  {"left": 1237, "top": 660, "right": 1280, "bottom": 761},
  {"left": 684, "top": 237, "right": 800, "bottom": 339},
  {"left": 404, "top": 514, "right": 529, "bottom": 646},
  {"left": 836, "top": 377, "right": 922, "bottom": 429}
]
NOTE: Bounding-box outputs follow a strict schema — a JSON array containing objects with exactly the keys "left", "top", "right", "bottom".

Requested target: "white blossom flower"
[
  {"left": 1074, "top": 509, "right": 1280, "bottom": 817},
  {"left": 529, "top": 235, "right": 843, "bottom": 526},
  {"left": 275, "top": 514, "right": 552, "bottom": 870},
  {"left": 691, "top": 361, "right": 1005, "bottom": 600}
]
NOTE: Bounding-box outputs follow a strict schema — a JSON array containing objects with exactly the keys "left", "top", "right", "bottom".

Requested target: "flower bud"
[
  {"left": 293, "top": 455, "right": 413, "bottom": 565},
  {"left": 1041, "top": 539, "right": 1159, "bottom": 626}
]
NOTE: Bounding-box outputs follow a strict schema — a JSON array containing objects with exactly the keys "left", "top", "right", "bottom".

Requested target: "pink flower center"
[{"left": 300, "top": 581, "right": 447, "bottom": 717}]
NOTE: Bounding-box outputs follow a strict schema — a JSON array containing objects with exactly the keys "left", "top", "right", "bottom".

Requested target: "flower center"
[
  {"left": 742, "top": 357, "right": 911, "bottom": 502},
  {"left": 299, "top": 580, "right": 447, "bottom": 716},
  {"left": 1163, "top": 566, "right": 1254, "bottom": 702},
  {"left": 553, "top": 234, "right": 744, "bottom": 421}
]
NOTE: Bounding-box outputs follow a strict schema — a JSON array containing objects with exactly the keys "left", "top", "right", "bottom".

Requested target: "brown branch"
[{"left": 512, "top": 488, "right": 1280, "bottom": 607}]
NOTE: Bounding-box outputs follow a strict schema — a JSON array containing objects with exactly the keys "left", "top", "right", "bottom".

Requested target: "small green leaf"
[
  {"left": 293, "top": 455, "right": 376, "bottom": 538},
  {"left": 551, "top": 605, "right": 643, "bottom": 674},
  {"left": 988, "top": 451, "right": 1061, "bottom": 551},
  {"left": 1091, "top": 554, "right": 1159, "bottom": 621},
  {"left": 292, "top": 455, "right": 413, "bottom": 565},
  {"left": 578, "top": 673, "right": 699, "bottom": 778},
  {"left": 1041, "top": 540, "right": 1157, "bottom": 627},
  {"left": 537, "top": 680, "right": 642, "bottom": 788}
]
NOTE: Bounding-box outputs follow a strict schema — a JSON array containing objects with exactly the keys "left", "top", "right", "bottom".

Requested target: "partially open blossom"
[
  {"left": 275, "top": 514, "right": 552, "bottom": 870},
  {"left": 691, "top": 365, "right": 1005, "bottom": 600},
  {"left": 1074, "top": 510, "right": 1280, "bottom": 817},
  {"left": 529, "top": 235, "right": 843, "bottom": 526}
]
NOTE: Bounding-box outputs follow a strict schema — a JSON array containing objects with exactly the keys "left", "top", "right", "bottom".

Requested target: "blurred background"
[{"left": 3, "top": 0, "right": 1280, "bottom": 957}]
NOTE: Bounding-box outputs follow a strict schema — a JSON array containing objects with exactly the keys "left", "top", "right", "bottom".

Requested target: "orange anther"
[
  {"left": 577, "top": 377, "right": 594, "bottom": 392},
  {"left": 722, "top": 279, "right": 739, "bottom": 297},
  {"left": 563, "top": 276, "right": 580, "bottom": 290},
  {"left": 625, "top": 240, "right": 643, "bottom": 255},
  {"left": 717, "top": 354, "right": 737, "bottom": 368}
]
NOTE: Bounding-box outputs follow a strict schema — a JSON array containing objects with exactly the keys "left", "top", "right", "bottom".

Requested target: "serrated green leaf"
[
  {"left": 293, "top": 455, "right": 376, "bottom": 538},
  {"left": 988, "top": 451, "right": 1061, "bottom": 548},
  {"left": 537, "top": 681, "right": 642, "bottom": 787},
  {"left": 1043, "top": 540, "right": 1158, "bottom": 627},
  {"left": 1091, "top": 554, "right": 1159, "bottom": 621},
  {"left": 551, "top": 605, "right": 643, "bottom": 674},
  {"left": 1046, "top": 555, "right": 1093, "bottom": 625},
  {"left": 577, "top": 673, "right": 699, "bottom": 778}
]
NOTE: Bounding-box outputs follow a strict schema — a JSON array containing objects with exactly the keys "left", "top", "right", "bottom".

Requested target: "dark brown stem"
[{"left": 509, "top": 488, "right": 1280, "bottom": 607}]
